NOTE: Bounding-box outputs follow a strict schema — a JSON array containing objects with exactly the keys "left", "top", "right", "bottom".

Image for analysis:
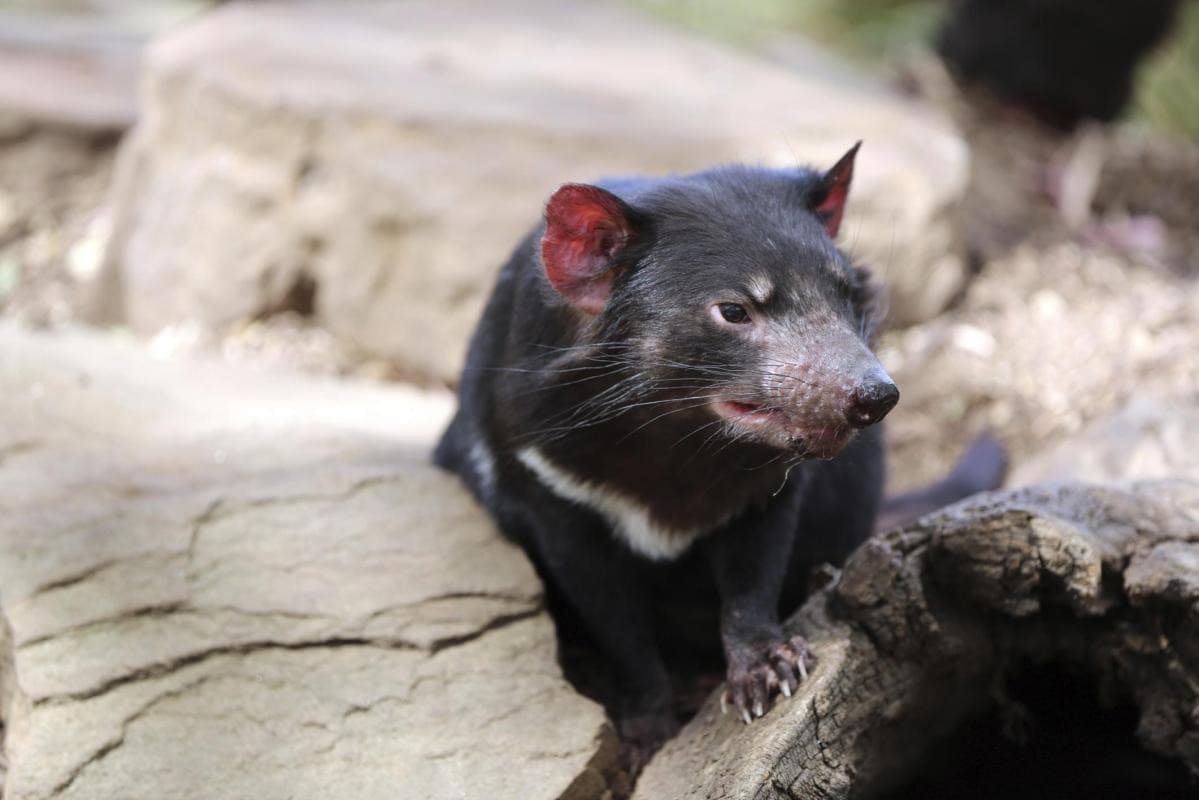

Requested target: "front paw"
[{"left": 721, "top": 634, "right": 814, "bottom": 724}]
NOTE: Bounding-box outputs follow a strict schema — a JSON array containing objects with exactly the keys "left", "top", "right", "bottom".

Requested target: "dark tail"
[{"left": 875, "top": 433, "right": 1008, "bottom": 533}]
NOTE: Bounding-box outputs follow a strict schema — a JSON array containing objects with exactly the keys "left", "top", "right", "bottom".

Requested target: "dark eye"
[{"left": 718, "top": 303, "right": 750, "bottom": 324}]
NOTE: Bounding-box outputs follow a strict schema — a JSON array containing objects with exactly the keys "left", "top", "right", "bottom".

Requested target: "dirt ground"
[
  {"left": 880, "top": 117, "right": 1199, "bottom": 491},
  {"left": 881, "top": 234, "right": 1199, "bottom": 491},
  {"left": 1, "top": 112, "right": 1197, "bottom": 493}
]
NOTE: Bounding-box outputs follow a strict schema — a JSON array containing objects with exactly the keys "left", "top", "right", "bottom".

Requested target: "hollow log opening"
[{"left": 878, "top": 661, "right": 1196, "bottom": 799}]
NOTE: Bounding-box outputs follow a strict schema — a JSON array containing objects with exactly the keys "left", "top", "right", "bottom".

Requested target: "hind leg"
[
  {"left": 505, "top": 493, "right": 677, "bottom": 756},
  {"left": 874, "top": 432, "right": 1008, "bottom": 532}
]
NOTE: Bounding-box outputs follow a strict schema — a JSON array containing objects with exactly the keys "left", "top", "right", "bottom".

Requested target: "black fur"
[{"left": 434, "top": 162, "right": 991, "bottom": 751}]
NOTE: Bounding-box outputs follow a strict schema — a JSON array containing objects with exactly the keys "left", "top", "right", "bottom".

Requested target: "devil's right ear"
[{"left": 540, "top": 184, "right": 640, "bottom": 316}]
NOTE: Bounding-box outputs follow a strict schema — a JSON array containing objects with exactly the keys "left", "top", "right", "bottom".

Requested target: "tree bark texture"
[{"left": 634, "top": 479, "right": 1199, "bottom": 799}]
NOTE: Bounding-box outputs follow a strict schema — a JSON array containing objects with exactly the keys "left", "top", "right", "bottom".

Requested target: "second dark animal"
[{"left": 936, "top": 0, "right": 1182, "bottom": 130}]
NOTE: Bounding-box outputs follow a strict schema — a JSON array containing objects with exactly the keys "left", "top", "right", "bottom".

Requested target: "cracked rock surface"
[
  {"left": 633, "top": 480, "right": 1199, "bottom": 799},
  {"left": 0, "top": 325, "right": 615, "bottom": 800}
]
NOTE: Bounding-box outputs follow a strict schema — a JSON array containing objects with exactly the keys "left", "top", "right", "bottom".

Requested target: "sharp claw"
[
  {"left": 753, "top": 700, "right": 764, "bottom": 718},
  {"left": 741, "top": 708, "right": 753, "bottom": 725},
  {"left": 720, "top": 693, "right": 728, "bottom": 715},
  {"left": 773, "top": 665, "right": 794, "bottom": 693},
  {"left": 798, "top": 657, "right": 809, "bottom": 681}
]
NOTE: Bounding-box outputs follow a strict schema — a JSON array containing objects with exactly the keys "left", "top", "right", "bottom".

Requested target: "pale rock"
[
  {"left": 0, "top": 325, "right": 614, "bottom": 800},
  {"left": 95, "top": 0, "right": 969, "bottom": 382}
]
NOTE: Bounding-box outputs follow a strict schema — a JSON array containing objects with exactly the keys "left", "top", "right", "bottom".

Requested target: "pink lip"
[
  {"left": 713, "top": 400, "right": 785, "bottom": 425},
  {"left": 713, "top": 400, "right": 853, "bottom": 457}
]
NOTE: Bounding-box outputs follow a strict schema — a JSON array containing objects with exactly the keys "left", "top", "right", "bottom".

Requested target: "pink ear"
[
  {"left": 813, "top": 141, "right": 860, "bottom": 238},
  {"left": 540, "top": 184, "right": 636, "bottom": 315}
]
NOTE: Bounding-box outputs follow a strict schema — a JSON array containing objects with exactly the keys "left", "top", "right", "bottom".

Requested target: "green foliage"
[
  {"left": 633, "top": 0, "right": 1199, "bottom": 140},
  {"left": 630, "top": 0, "right": 938, "bottom": 56},
  {"left": 1135, "top": 1, "right": 1199, "bottom": 139},
  {"left": 787, "top": 0, "right": 940, "bottom": 58}
]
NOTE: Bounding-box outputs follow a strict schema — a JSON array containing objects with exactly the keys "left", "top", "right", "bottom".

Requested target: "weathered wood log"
[{"left": 635, "top": 480, "right": 1199, "bottom": 799}]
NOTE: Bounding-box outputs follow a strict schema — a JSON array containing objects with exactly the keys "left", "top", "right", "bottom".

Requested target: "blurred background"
[
  {"left": 1, "top": 3, "right": 1198, "bottom": 797},
  {"left": 1, "top": 0, "right": 1197, "bottom": 487},
  {"left": 638, "top": 0, "right": 1199, "bottom": 138}
]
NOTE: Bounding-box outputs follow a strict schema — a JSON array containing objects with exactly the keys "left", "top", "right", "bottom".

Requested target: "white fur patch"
[
  {"left": 516, "top": 446, "right": 706, "bottom": 561},
  {"left": 469, "top": 440, "right": 497, "bottom": 498}
]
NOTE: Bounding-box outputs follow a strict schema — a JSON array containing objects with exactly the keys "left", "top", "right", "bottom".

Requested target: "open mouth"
[
  {"left": 713, "top": 399, "right": 855, "bottom": 458},
  {"left": 713, "top": 400, "right": 785, "bottom": 425}
]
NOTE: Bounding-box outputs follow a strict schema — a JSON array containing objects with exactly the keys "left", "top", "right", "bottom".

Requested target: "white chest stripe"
[{"left": 516, "top": 446, "right": 706, "bottom": 561}]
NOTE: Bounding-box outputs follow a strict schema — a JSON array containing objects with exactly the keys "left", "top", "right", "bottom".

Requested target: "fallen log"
[{"left": 635, "top": 480, "right": 1199, "bottom": 799}]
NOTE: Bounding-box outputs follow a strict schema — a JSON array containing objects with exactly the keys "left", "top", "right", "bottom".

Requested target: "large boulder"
[
  {"left": 0, "top": 325, "right": 615, "bottom": 800},
  {"left": 93, "top": 0, "right": 968, "bottom": 383}
]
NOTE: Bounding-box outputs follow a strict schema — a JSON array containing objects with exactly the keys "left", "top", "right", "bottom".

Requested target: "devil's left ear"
[{"left": 810, "top": 141, "right": 860, "bottom": 238}]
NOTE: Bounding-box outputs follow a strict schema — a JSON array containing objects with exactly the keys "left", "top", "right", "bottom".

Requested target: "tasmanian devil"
[{"left": 434, "top": 143, "right": 1005, "bottom": 749}]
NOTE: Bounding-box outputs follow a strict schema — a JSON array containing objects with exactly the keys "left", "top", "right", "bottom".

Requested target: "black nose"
[{"left": 845, "top": 374, "right": 899, "bottom": 428}]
